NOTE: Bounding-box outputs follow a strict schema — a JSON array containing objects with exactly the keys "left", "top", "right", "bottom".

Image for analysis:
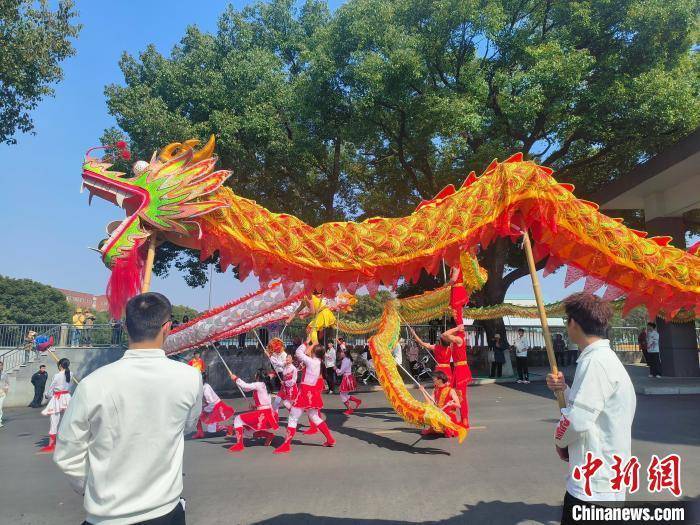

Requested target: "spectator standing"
[
  {"left": 71, "top": 309, "right": 85, "bottom": 347},
  {"left": 323, "top": 342, "right": 337, "bottom": 394},
  {"left": 170, "top": 315, "right": 179, "bottom": 329},
  {"left": 553, "top": 333, "right": 566, "bottom": 368},
  {"left": 29, "top": 364, "right": 48, "bottom": 408},
  {"left": 406, "top": 341, "right": 420, "bottom": 377},
  {"left": 110, "top": 319, "right": 122, "bottom": 346},
  {"left": 513, "top": 328, "right": 530, "bottom": 384},
  {"left": 645, "top": 322, "right": 662, "bottom": 378},
  {"left": 54, "top": 292, "right": 202, "bottom": 525},
  {"left": 637, "top": 327, "right": 648, "bottom": 366},
  {"left": 489, "top": 334, "right": 507, "bottom": 378},
  {"left": 83, "top": 311, "right": 95, "bottom": 347},
  {"left": 181, "top": 315, "right": 190, "bottom": 325},
  {"left": 0, "top": 361, "right": 9, "bottom": 428},
  {"left": 23, "top": 330, "right": 37, "bottom": 364},
  {"left": 546, "top": 292, "right": 636, "bottom": 523}
]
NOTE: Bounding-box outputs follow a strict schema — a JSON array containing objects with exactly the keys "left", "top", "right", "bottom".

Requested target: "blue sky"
[{"left": 0, "top": 0, "right": 583, "bottom": 310}]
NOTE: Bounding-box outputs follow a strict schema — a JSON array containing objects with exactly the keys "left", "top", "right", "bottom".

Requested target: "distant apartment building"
[{"left": 57, "top": 288, "right": 109, "bottom": 312}]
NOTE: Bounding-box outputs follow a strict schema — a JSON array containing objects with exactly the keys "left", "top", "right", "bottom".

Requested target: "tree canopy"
[
  {"left": 0, "top": 275, "right": 72, "bottom": 324},
  {"left": 105, "top": 0, "right": 699, "bottom": 308},
  {"left": 0, "top": 0, "right": 81, "bottom": 144}
]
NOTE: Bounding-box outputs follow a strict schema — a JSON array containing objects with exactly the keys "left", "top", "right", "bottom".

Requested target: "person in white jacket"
[
  {"left": 53, "top": 293, "right": 202, "bottom": 525},
  {"left": 546, "top": 292, "right": 636, "bottom": 524}
]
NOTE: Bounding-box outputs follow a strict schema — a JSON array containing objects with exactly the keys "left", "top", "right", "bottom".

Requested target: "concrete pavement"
[{"left": 1, "top": 383, "right": 698, "bottom": 525}]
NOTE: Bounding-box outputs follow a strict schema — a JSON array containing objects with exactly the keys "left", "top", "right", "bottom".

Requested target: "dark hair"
[
  {"left": 433, "top": 370, "right": 449, "bottom": 384},
  {"left": 58, "top": 358, "right": 71, "bottom": 383},
  {"left": 193, "top": 349, "right": 201, "bottom": 356},
  {"left": 313, "top": 346, "right": 325, "bottom": 359},
  {"left": 341, "top": 348, "right": 353, "bottom": 362},
  {"left": 563, "top": 292, "right": 612, "bottom": 338},
  {"left": 647, "top": 322, "right": 656, "bottom": 329},
  {"left": 125, "top": 292, "right": 172, "bottom": 342},
  {"left": 517, "top": 328, "right": 525, "bottom": 334},
  {"left": 39, "top": 364, "right": 46, "bottom": 369},
  {"left": 202, "top": 370, "right": 208, "bottom": 383},
  {"left": 293, "top": 336, "right": 302, "bottom": 346}
]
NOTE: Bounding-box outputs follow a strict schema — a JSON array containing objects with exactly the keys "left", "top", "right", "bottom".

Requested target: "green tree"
[
  {"left": 342, "top": 290, "right": 393, "bottom": 322},
  {"left": 172, "top": 304, "right": 199, "bottom": 322},
  {"left": 0, "top": 275, "right": 72, "bottom": 323},
  {"left": 105, "top": 0, "right": 699, "bottom": 334},
  {"left": 0, "top": 0, "right": 81, "bottom": 144}
]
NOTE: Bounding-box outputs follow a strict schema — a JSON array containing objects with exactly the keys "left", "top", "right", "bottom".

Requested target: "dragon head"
[{"left": 81, "top": 135, "right": 232, "bottom": 269}]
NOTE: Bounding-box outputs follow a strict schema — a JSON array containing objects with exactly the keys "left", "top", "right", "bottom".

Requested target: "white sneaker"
[
  {"left": 655, "top": 375, "right": 662, "bottom": 378},
  {"left": 649, "top": 374, "right": 654, "bottom": 378},
  {"left": 516, "top": 379, "right": 523, "bottom": 384},
  {"left": 524, "top": 380, "right": 530, "bottom": 384}
]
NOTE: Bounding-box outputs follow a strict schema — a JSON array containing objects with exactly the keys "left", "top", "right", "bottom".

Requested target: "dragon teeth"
[{"left": 116, "top": 193, "right": 125, "bottom": 207}]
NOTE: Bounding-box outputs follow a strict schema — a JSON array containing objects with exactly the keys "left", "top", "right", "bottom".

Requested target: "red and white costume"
[
  {"left": 451, "top": 335, "right": 472, "bottom": 428},
  {"left": 273, "top": 344, "right": 336, "bottom": 454},
  {"left": 433, "top": 343, "right": 453, "bottom": 382},
  {"left": 336, "top": 357, "right": 361, "bottom": 415},
  {"left": 435, "top": 384, "right": 460, "bottom": 438},
  {"left": 40, "top": 371, "right": 72, "bottom": 451},
  {"left": 199, "top": 383, "right": 235, "bottom": 432},
  {"left": 273, "top": 363, "right": 299, "bottom": 413},
  {"left": 228, "top": 378, "right": 279, "bottom": 452}
]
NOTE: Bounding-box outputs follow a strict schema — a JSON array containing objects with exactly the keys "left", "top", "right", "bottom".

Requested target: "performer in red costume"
[
  {"left": 418, "top": 371, "right": 461, "bottom": 438},
  {"left": 449, "top": 264, "right": 469, "bottom": 326},
  {"left": 192, "top": 372, "right": 235, "bottom": 439},
  {"left": 335, "top": 348, "right": 361, "bottom": 415},
  {"left": 274, "top": 340, "right": 335, "bottom": 454},
  {"left": 449, "top": 327, "right": 472, "bottom": 429},
  {"left": 408, "top": 326, "right": 454, "bottom": 383},
  {"left": 187, "top": 349, "right": 206, "bottom": 373},
  {"left": 227, "top": 372, "right": 278, "bottom": 452}
]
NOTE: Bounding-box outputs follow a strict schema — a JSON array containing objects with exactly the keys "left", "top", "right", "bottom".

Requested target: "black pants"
[
  {"left": 648, "top": 353, "right": 662, "bottom": 376},
  {"left": 84, "top": 500, "right": 185, "bottom": 525},
  {"left": 489, "top": 362, "right": 503, "bottom": 378},
  {"left": 516, "top": 356, "right": 529, "bottom": 380},
  {"left": 29, "top": 387, "right": 44, "bottom": 407},
  {"left": 324, "top": 366, "right": 336, "bottom": 392}
]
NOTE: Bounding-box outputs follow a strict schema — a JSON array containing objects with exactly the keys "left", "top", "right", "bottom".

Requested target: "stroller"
[{"left": 411, "top": 355, "right": 433, "bottom": 382}]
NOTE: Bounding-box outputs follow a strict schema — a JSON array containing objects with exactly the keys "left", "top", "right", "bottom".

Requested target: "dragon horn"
[
  {"left": 192, "top": 134, "right": 216, "bottom": 163},
  {"left": 159, "top": 142, "right": 183, "bottom": 161}
]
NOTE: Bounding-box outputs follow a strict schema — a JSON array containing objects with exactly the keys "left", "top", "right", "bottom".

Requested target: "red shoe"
[
  {"left": 343, "top": 408, "right": 354, "bottom": 415},
  {"left": 228, "top": 428, "right": 245, "bottom": 452},
  {"left": 352, "top": 398, "right": 362, "bottom": 410},
  {"left": 273, "top": 441, "right": 291, "bottom": 454},
  {"left": 226, "top": 426, "right": 234, "bottom": 437},
  {"left": 318, "top": 422, "right": 335, "bottom": 447},
  {"left": 39, "top": 434, "right": 56, "bottom": 453},
  {"left": 273, "top": 428, "right": 296, "bottom": 454}
]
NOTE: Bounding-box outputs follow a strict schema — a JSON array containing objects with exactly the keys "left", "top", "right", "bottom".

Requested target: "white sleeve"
[
  {"left": 185, "top": 375, "right": 203, "bottom": 433},
  {"left": 554, "top": 361, "right": 612, "bottom": 448},
  {"left": 296, "top": 347, "right": 313, "bottom": 367},
  {"left": 54, "top": 383, "right": 90, "bottom": 494},
  {"left": 202, "top": 384, "right": 217, "bottom": 405},
  {"left": 46, "top": 374, "right": 59, "bottom": 396}
]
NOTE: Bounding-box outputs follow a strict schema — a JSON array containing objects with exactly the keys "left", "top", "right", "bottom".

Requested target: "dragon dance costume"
[
  {"left": 336, "top": 356, "right": 361, "bottom": 415},
  {"left": 193, "top": 383, "right": 235, "bottom": 438},
  {"left": 451, "top": 335, "right": 473, "bottom": 429},
  {"left": 307, "top": 295, "right": 336, "bottom": 345},
  {"left": 433, "top": 343, "right": 453, "bottom": 383}
]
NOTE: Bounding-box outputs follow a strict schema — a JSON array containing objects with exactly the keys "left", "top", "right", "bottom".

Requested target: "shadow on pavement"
[{"left": 250, "top": 500, "right": 561, "bottom": 524}]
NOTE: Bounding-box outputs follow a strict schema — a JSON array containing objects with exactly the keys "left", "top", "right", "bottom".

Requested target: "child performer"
[
  {"left": 272, "top": 353, "right": 299, "bottom": 414},
  {"left": 335, "top": 349, "right": 361, "bottom": 415},
  {"left": 39, "top": 358, "right": 72, "bottom": 453},
  {"left": 273, "top": 341, "right": 335, "bottom": 454},
  {"left": 265, "top": 338, "right": 286, "bottom": 393},
  {"left": 227, "top": 372, "right": 279, "bottom": 452},
  {"left": 418, "top": 371, "right": 461, "bottom": 438},
  {"left": 450, "top": 327, "right": 472, "bottom": 429},
  {"left": 193, "top": 371, "right": 235, "bottom": 439}
]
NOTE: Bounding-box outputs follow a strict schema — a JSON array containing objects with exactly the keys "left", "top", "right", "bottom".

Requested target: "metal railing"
[
  {"left": 65, "top": 324, "right": 126, "bottom": 348},
  {"left": 0, "top": 325, "right": 62, "bottom": 373}
]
